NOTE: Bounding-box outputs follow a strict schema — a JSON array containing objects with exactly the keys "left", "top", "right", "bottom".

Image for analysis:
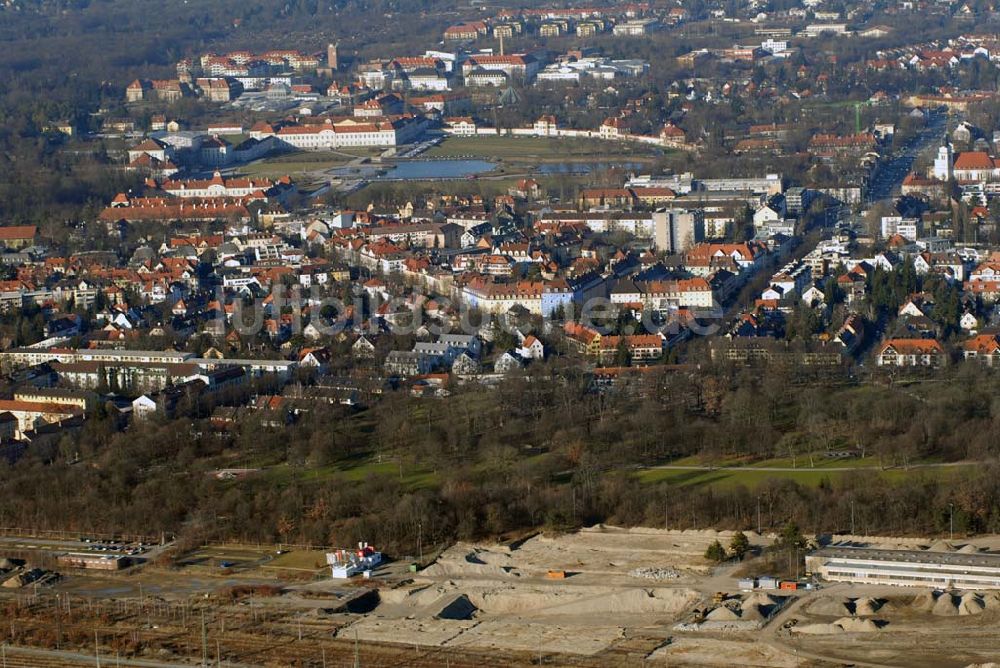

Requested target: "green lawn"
[
  {"left": 425, "top": 135, "right": 663, "bottom": 162},
  {"left": 650, "top": 454, "right": 862, "bottom": 469},
  {"left": 240, "top": 148, "right": 382, "bottom": 179},
  {"left": 242, "top": 157, "right": 351, "bottom": 179},
  {"left": 635, "top": 461, "right": 977, "bottom": 489},
  {"left": 636, "top": 467, "right": 837, "bottom": 488},
  {"left": 256, "top": 457, "right": 439, "bottom": 490},
  {"left": 266, "top": 549, "right": 329, "bottom": 570}
]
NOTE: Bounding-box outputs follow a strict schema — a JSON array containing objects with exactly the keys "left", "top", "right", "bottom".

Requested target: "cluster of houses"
[
  {"left": 442, "top": 4, "right": 672, "bottom": 43},
  {"left": 33, "top": 0, "right": 1000, "bottom": 449},
  {"left": 716, "top": 182, "right": 1000, "bottom": 369}
]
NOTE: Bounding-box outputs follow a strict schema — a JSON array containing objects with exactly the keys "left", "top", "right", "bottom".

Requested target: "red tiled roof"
[
  {"left": 0, "top": 226, "right": 37, "bottom": 240},
  {"left": 954, "top": 151, "right": 995, "bottom": 170},
  {"left": 963, "top": 334, "right": 1000, "bottom": 354},
  {"left": 879, "top": 338, "right": 944, "bottom": 354}
]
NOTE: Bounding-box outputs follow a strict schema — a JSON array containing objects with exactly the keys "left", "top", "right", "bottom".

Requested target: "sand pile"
[
  {"left": 911, "top": 590, "right": 939, "bottom": 613},
  {"left": 379, "top": 584, "right": 435, "bottom": 605},
  {"left": 706, "top": 605, "right": 741, "bottom": 621},
  {"left": 958, "top": 544, "right": 981, "bottom": 554},
  {"left": 853, "top": 597, "right": 883, "bottom": 616},
  {"left": 958, "top": 593, "right": 986, "bottom": 616},
  {"left": 0, "top": 558, "right": 23, "bottom": 571},
  {"left": 836, "top": 617, "right": 882, "bottom": 632},
  {"left": 794, "top": 617, "right": 882, "bottom": 634},
  {"left": 739, "top": 604, "right": 766, "bottom": 621},
  {"left": 436, "top": 594, "right": 478, "bottom": 620},
  {"left": 649, "top": 638, "right": 805, "bottom": 668},
  {"left": 423, "top": 545, "right": 520, "bottom": 579},
  {"left": 793, "top": 622, "right": 838, "bottom": 634},
  {"left": 378, "top": 583, "right": 460, "bottom": 608},
  {"left": 700, "top": 593, "right": 783, "bottom": 623},
  {"left": 932, "top": 592, "right": 960, "bottom": 616},
  {"left": 744, "top": 592, "right": 783, "bottom": 616},
  {"left": 927, "top": 540, "right": 957, "bottom": 553},
  {"left": 807, "top": 596, "right": 853, "bottom": 616},
  {"left": 745, "top": 592, "right": 781, "bottom": 608}
]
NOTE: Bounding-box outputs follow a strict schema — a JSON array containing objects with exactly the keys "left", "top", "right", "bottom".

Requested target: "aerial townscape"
[{"left": 6, "top": 0, "right": 1000, "bottom": 665}]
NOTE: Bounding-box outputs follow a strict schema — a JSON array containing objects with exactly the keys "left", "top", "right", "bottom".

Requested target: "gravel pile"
[{"left": 628, "top": 567, "right": 680, "bottom": 580}]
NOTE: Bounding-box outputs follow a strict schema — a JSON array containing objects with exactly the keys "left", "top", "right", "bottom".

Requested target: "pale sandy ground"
[
  {"left": 648, "top": 637, "right": 805, "bottom": 667},
  {"left": 443, "top": 619, "right": 626, "bottom": 656},
  {"left": 423, "top": 525, "right": 771, "bottom": 581},
  {"left": 826, "top": 533, "right": 1000, "bottom": 552},
  {"left": 337, "top": 526, "right": 741, "bottom": 656},
  {"left": 331, "top": 527, "right": 1000, "bottom": 665},
  {"left": 770, "top": 584, "right": 1000, "bottom": 667},
  {"left": 340, "top": 578, "right": 700, "bottom": 655}
]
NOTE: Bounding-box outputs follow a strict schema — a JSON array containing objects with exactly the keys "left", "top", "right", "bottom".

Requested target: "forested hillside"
[{"left": 2, "top": 362, "right": 998, "bottom": 555}]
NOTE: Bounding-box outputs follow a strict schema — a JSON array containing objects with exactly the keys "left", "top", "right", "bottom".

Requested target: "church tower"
[
  {"left": 932, "top": 143, "right": 952, "bottom": 181},
  {"left": 327, "top": 43, "right": 339, "bottom": 71}
]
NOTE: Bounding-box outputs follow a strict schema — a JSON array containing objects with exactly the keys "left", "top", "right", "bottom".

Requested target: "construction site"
[{"left": 2, "top": 527, "right": 1000, "bottom": 666}]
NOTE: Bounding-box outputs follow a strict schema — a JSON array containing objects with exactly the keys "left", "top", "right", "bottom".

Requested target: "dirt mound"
[
  {"left": 743, "top": 593, "right": 783, "bottom": 617},
  {"left": 0, "top": 558, "right": 24, "bottom": 571},
  {"left": 378, "top": 584, "right": 433, "bottom": 605},
  {"left": 853, "top": 597, "right": 884, "bottom": 616},
  {"left": 932, "top": 592, "right": 960, "bottom": 616},
  {"left": 792, "top": 622, "right": 836, "bottom": 635},
  {"left": 706, "top": 605, "right": 741, "bottom": 621},
  {"left": 959, "top": 593, "right": 986, "bottom": 616},
  {"left": 795, "top": 617, "right": 883, "bottom": 634},
  {"left": 807, "top": 596, "right": 853, "bottom": 616},
  {"left": 927, "top": 540, "right": 957, "bottom": 553},
  {"left": 958, "top": 544, "right": 981, "bottom": 554},
  {"left": 436, "top": 594, "right": 478, "bottom": 620},
  {"left": 835, "top": 616, "right": 881, "bottom": 632},
  {"left": 378, "top": 583, "right": 457, "bottom": 610},
  {"left": 744, "top": 592, "right": 781, "bottom": 608},
  {"left": 739, "top": 604, "right": 766, "bottom": 621},
  {"left": 545, "top": 587, "right": 698, "bottom": 616},
  {"left": 911, "top": 590, "right": 939, "bottom": 613},
  {"left": 467, "top": 585, "right": 698, "bottom": 617},
  {"left": 419, "top": 543, "right": 522, "bottom": 579},
  {"left": 983, "top": 592, "right": 1000, "bottom": 609}
]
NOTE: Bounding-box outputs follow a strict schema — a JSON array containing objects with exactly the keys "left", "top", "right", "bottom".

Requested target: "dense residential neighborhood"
[
  {"left": 5, "top": 0, "right": 1000, "bottom": 443},
  {"left": 9, "top": 0, "right": 1000, "bottom": 665}
]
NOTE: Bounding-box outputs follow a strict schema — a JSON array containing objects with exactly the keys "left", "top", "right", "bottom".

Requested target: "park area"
[{"left": 424, "top": 134, "right": 665, "bottom": 163}]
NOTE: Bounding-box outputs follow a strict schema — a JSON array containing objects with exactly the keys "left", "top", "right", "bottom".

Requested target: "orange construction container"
[
  {"left": 779, "top": 581, "right": 798, "bottom": 590},
  {"left": 546, "top": 569, "right": 566, "bottom": 579}
]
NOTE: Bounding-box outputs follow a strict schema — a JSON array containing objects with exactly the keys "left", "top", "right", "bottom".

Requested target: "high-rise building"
[
  {"left": 327, "top": 43, "right": 339, "bottom": 70},
  {"left": 653, "top": 209, "right": 703, "bottom": 254}
]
